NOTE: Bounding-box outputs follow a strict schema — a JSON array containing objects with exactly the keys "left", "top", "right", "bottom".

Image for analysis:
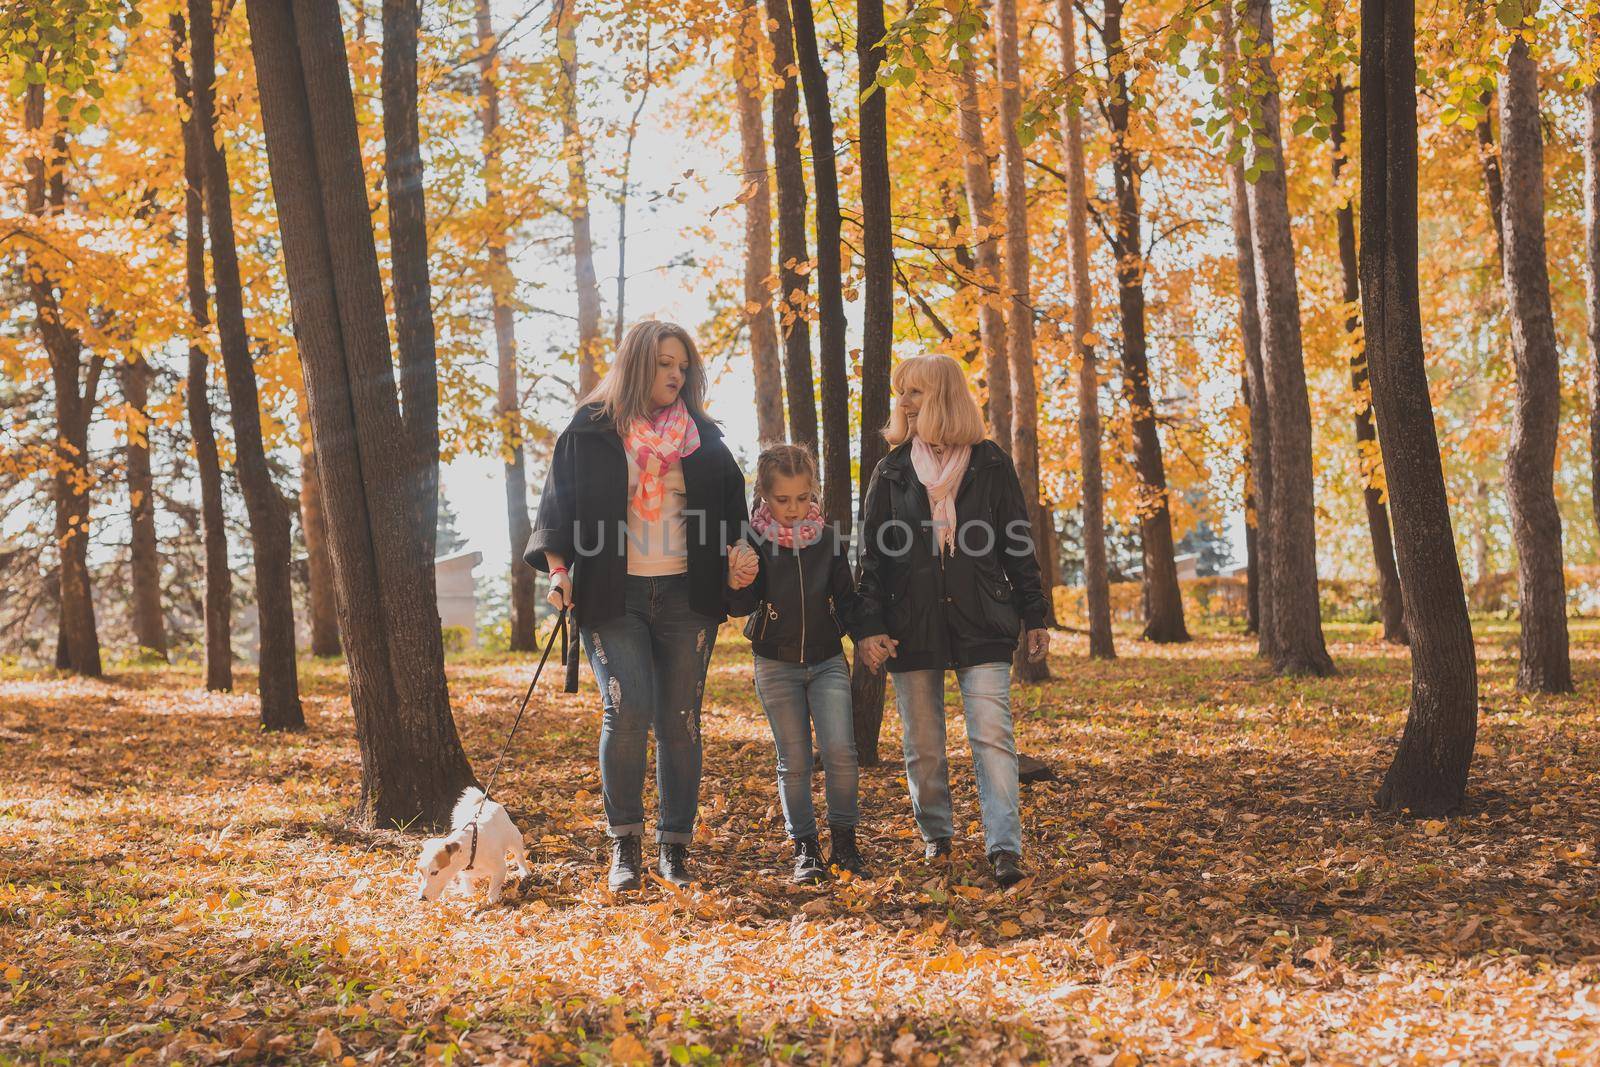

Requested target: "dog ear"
[{"left": 444, "top": 840, "right": 461, "bottom": 857}]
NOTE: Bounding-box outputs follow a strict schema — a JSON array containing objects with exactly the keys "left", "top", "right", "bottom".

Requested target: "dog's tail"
[{"left": 452, "top": 786, "right": 488, "bottom": 828}]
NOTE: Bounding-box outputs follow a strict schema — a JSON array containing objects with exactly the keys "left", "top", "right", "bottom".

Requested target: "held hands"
[
  {"left": 727, "top": 541, "right": 759, "bottom": 590},
  {"left": 857, "top": 633, "right": 899, "bottom": 673},
  {"left": 1026, "top": 627, "right": 1049, "bottom": 663}
]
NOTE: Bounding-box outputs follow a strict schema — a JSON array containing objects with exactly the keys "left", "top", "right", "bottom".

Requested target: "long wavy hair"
[
  {"left": 580, "top": 319, "right": 710, "bottom": 431},
  {"left": 882, "top": 354, "right": 987, "bottom": 448}
]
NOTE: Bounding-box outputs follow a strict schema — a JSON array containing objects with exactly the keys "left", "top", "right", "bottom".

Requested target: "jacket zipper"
[
  {"left": 797, "top": 550, "right": 806, "bottom": 652},
  {"left": 760, "top": 599, "right": 776, "bottom": 639}
]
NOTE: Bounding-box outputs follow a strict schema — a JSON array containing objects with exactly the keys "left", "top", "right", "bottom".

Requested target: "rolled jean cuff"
[
  {"left": 607, "top": 822, "right": 645, "bottom": 839},
  {"left": 655, "top": 829, "right": 695, "bottom": 844}
]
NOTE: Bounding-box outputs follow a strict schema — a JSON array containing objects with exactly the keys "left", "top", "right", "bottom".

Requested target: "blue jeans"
[
  {"left": 581, "top": 574, "right": 718, "bottom": 843},
  {"left": 752, "top": 653, "right": 859, "bottom": 840},
  {"left": 892, "top": 663, "right": 1021, "bottom": 856}
]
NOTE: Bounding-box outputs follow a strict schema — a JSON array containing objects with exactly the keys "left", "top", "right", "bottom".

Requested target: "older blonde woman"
[{"left": 855, "top": 354, "right": 1049, "bottom": 886}]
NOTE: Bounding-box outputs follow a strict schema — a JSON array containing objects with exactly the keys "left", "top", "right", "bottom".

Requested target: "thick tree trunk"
[
  {"left": 1587, "top": 27, "right": 1600, "bottom": 549},
  {"left": 247, "top": 0, "right": 474, "bottom": 827},
  {"left": 300, "top": 432, "right": 342, "bottom": 657},
  {"left": 736, "top": 0, "right": 787, "bottom": 446},
  {"left": 1498, "top": 38, "right": 1573, "bottom": 694},
  {"left": 1102, "top": 0, "right": 1188, "bottom": 645},
  {"left": 383, "top": 0, "right": 441, "bottom": 560},
  {"left": 192, "top": 0, "right": 305, "bottom": 731},
  {"left": 790, "top": 0, "right": 851, "bottom": 531},
  {"left": 120, "top": 356, "right": 168, "bottom": 659},
  {"left": 1361, "top": 0, "right": 1478, "bottom": 814},
  {"left": 1240, "top": 0, "right": 1333, "bottom": 676},
  {"left": 955, "top": 62, "right": 1011, "bottom": 449},
  {"left": 1057, "top": 0, "right": 1112, "bottom": 659},
  {"left": 172, "top": 16, "right": 233, "bottom": 691},
  {"left": 556, "top": 1, "right": 604, "bottom": 395},
  {"left": 1332, "top": 81, "right": 1407, "bottom": 645},
  {"left": 475, "top": 0, "right": 537, "bottom": 653},
  {"left": 765, "top": 0, "right": 819, "bottom": 455}
]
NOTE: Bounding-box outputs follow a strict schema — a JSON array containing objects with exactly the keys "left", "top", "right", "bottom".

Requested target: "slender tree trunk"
[
  {"left": 172, "top": 15, "right": 233, "bottom": 691},
  {"left": 765, "top": 0, "right": 819, "bottom": 454},
  {"left": 1498, "top": 36, "right": 1573, "bottom": 694},
  {"left": 1057, "top": 0, "right": 1112, "bottom": 659},
  {"left": 1361, "top": 0, "right": 1478, "bottom": 814},
  {"left": 736, "top": 0, "right": 786, "bottom": 445},
  {"left": 1477, "top": 89, "right": 1506, "bottom": 270},
  {"left": 1101, "top": 0, "right": 1188, "bottom": 644},
  {"left": 383, "top": 0, "right": 441, "bottom": 561},
  {"left": 300, "top": 431, "right": 342, "bottom": 657},
  {"left": 790, "top": 0, "right": 851, "bottom": 530},
  {"left": 247, "top": 0, "right": 474, "bottom": 826},
  {"left": 119, "top": 356, "right": 168, "bottom": 659},
  {"left": 1240, "top": 0, "right": 1333, "bottom": 676},
  {"left": 955, "top": 62, "right": 1011, "bottom": 449},
  {"left": 1586, "top": 23, "right": 1600, "bottom": 548},
  {"left": 1332, "top": 81, "right": 1407, "bottom": 645},
  {"left": 192, "top": 0, "right": 305, "bottom": 731},
  {"left": 556, "top": 0, "right": 604, "bottom": 395},
  {"left": 475, "top": 0, "right": 537, "bottom": 653}
]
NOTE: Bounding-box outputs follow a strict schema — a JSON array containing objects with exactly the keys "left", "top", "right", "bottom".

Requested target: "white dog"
[{"left": 415, "top": 787, "right": 529, "bottom": 904}]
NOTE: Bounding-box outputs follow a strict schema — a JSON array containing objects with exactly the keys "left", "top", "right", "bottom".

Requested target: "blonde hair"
[
  {"left": 580, "top": 320, "right": 710, "bottom": 430},
  {"left": 754, "top": 443, "right": 820, "bottom": 508},
  {"left": 882, "top": 354, "right": 987, "bottom": 447}
]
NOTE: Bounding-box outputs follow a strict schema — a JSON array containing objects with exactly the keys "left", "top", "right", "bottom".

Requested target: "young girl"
[{"left": 726, "top": 444, "right": 869, "bottom": 883}]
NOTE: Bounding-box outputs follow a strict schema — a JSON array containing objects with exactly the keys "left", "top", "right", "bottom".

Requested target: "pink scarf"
[
  {"left": 751, "top": 500, "right": 825, "bottom": 549},
  {"left": 623, "top": 398, "right": 700, "bottom": 521},
  {"left": 910, "top": 436, "right": 970, "bottom": 553}
]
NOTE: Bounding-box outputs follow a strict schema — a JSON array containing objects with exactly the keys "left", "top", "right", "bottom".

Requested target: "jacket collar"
[{"left": 877, "top": 438, "right": 1002, "bottom": 482}]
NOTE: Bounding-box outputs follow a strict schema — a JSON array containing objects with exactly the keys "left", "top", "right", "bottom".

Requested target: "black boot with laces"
[
  {"left": 792, "top": 835, "right": 826, "bottom": 884},
  {"left": 828, "top": 824, "right": 868, "bottom": 877},
  {"left": 658, "top": 842, "right": 693, "bottom": 887},
  {"left": 609, "top": 834, "right": 643, "bottom": 892}
]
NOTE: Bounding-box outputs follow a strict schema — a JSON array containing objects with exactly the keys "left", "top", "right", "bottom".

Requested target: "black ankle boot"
[
  {"left": 609, "top": 835, "right": 642, "bottom": 891},
  {"left": 828, "top": 824, "right": 867, "bottom": 877},
  {"left": 925, "top": 837, "right": 952, "bottom": 861},
  {"left": 989, "top": 849, "right": 1025, "bottom": 887},
  {"left": 658, "top": 842, "right": 692, "bottom": 887},
  {"left": 793, "top": 835, "right": 826, "bottom": 884}
]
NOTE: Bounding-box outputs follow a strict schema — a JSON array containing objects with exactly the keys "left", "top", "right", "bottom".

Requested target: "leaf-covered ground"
[{"left": 4, "top": 620, "right": 1600, "bottom": 1065}]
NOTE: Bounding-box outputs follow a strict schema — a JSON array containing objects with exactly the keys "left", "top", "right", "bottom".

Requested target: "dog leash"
[{"left": 464, "top": 604, "right": 569, "bottom": 871}]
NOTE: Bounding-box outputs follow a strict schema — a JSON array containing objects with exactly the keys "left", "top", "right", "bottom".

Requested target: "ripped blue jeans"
[{"left": 581, "top": 574, "right": 718, "bottom": 843}]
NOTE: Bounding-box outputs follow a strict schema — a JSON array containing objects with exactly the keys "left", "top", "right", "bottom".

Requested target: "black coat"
[
  {"left": 523, "top": 402, "right": 749, "bottom": 628},
  {"left": 855, "top": 439, "right": 1048, "bottom": 671},
  {"left": 726, "top": 527, "right": 864, "bottom": 665}
]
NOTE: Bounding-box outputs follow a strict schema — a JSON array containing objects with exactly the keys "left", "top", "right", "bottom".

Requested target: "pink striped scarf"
[
  {"left": 624, "top": 398, "right": 700, "bottom": 521},
  {"left": 751, "top": 500, "right": 825, "bottom": 549}
]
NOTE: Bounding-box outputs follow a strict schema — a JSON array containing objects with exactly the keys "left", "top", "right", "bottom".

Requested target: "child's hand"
[{"left": 727, "top": 542, "right": 759, "bottom": 589}]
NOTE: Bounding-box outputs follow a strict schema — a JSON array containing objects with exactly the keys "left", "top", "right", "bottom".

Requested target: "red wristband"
[{"left": 551, "top": 566, "right": 568, "bottom": 578}]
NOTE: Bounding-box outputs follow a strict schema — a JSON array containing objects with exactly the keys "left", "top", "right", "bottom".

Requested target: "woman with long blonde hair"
[
  {"left": 526, "top": 320, "right": 754, "bottom": 892},
  {"left": 855, "top": 354, "right": 1049, "bottom": 886}
]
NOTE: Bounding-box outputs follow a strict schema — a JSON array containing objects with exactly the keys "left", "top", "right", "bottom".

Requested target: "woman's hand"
[
  {"left": 546, "top": 555, "right": 574, "bottom": 611},
  {"left": 857, "top": 634, "right": 899, "bottom": 673},
  {"left": 1025, "top": 627, "right": 1049, "bottom": 663},
  {"left": 727, "top": 542, "right": 759, "bottom": 590}
]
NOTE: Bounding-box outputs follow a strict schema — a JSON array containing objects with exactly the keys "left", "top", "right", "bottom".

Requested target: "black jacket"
[
  {"left": 726, "top": 527, "right": 864, "bottom": 664},
  {"left": 523, "top": 403, "right": 749, "bottom": 628},
  {"left": 856, "top": 439, "right": 1048, "bottom": 671}
]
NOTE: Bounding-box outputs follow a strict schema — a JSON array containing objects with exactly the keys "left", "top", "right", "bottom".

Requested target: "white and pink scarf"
[
  {"left": 751, "top": 500, "right": 825, "bottom": 549},
  {"left": 911, "top": 436, "right": 970, "bottom": 553},
  {"left": 624, "top": 398, "right": 700, "bottom": 521}
]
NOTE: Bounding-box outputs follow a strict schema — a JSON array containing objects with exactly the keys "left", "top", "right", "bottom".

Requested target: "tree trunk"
[
  {"left": 1477, "top": 89, "right": 1506, "bottom": 270},
  {"left": 1240, "top": 0, "right": 1333, "bottom": 676},
  {"left": 765, "top": 0, "right": 819, "bottom": 455},
  {"left": 300, "top": 431, "right": 342, "bottom": 657},
  {"left": 383, "top": 0, "right": 441, "bottom": 561},
  {"left": 172, "top": 14, "right": 233, "bottom": 691},
  {"left": 1101, "top": 0, "right": 1188, "bottom": 645},
  {"left": 247, "top": 0, "right": 474, "bottom": 827},
  {"left": 1498, "top": 36, "right": 1573, "bottom": 694},
  {"left": 120, "top": 355, "right": 168, "bottom": 659},
  {"left": 1587, "top": 24, "right": 1600, "bottom": 551},
  {"left": 1056, "top": 0, "right": 1112, "bottom": 659},
  {"left": 955, "top": 62, "right": 1011, "bottom": 449},
  {"left": 1331, "top": 80, "right": 1407, "bottom": 645},
  {"left": 474, "top": 0, "right": 537, "bottom": 653},
  {"left": 790, "top": 0, "right": 851, "bottom": 531},
  {"left": 556, "top": 0, "right": 604, "bottom": 395},
  {"left": 192, "top": 0, "right": 305, "bottom": 731},
  {"left": 736, "top": 0, "right": 787, "bottom": 446},
  {"left": 1361, "top": 0, "right": 1478, "bottom": 814}
]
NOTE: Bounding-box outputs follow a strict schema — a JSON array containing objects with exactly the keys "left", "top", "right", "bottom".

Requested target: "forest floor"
[{"left": 4, "top": 620, "right": 1600, "bottom": 1065}]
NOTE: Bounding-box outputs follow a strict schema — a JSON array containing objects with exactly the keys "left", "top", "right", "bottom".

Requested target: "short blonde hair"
[
  {"left": 882, "top": 354, "right": 987, "bottom": 447},
  {"left": 580, "top": 320, "right": 709, "bottom": 430}
]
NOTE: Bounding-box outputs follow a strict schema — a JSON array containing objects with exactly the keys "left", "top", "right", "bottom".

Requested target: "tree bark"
[
  {"left": 383, "top": 0, "right": 441, "bottom": 561},
  {"left": 790, "top": 0, "right": 851, "bottom": 530},
  {"left": 300, "top": 431, "right": 342, "bottom": 657},
  {"left": 955, "top": 62, "right": 1011, "bottom": 449},
  {"left": 1057, "top": 0, "right": 1112, "bottom": 659},
  {"left": 736, "top": 0, "right": 787, "bottom": 446},
  {"left": 119, "top": 355, "right": 168, "bottom": 659},
  {"left": 1101, "top": 0, "right": 1187, "bottom": 645},
  {"left": 1497, "top": 36, "right": 1573, "bottom": 694},
  {"left": 1240, "top": 0, "right": 1333, "bottom": 676},
  {"left": 556, "top": 0, "right": 604, "bottom": 395},
  {"left": 1331, "top": 80, "right": 1407, "bottom": 645},
  {"left": 1587, "top": 23, "right": 1600, "bottom": 551},
  {"left": 765, "top": 0, "right": 819, "bottom": 455},
  {"left": 1361, "top": 0, "right": 1478, "bottom": 814},
  {"left": 192, "top": 0, "right": 305, "bottom": 731},
  {"left": 1477, "top": 88, "right": 1506, "bottom": 271},
  {"left": 172, "top": 14, "right": 233, "bottom": 691},
  {"left": 247, "top": 0, "right": 474, "bottom": 826}
]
